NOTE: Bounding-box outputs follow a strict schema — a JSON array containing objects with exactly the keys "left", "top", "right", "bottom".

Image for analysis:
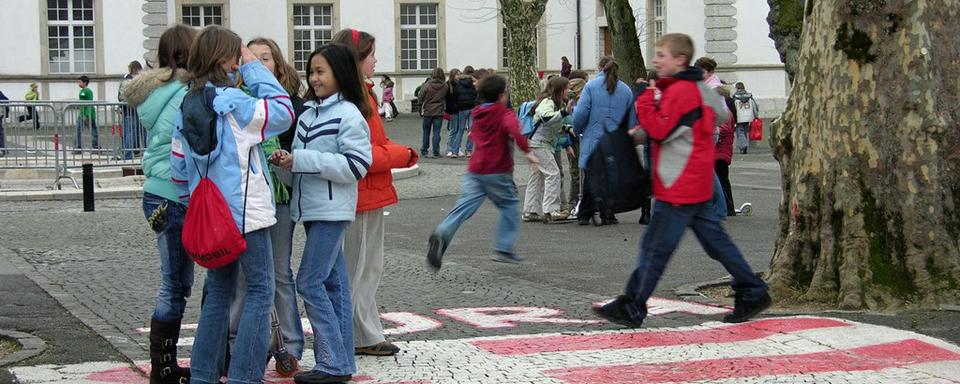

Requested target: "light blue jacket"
[
  {"left": 290, "top": 94, "right": 372, "bottom": 223},
  {"left": 170, "top": 61, "right": 294, "bottom": 234},
  {"left": 571, "top": 73, "right": 637, "bottom": 169}
]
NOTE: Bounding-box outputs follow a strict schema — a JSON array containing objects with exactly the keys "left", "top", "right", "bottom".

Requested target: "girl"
[
  {"left": 275, "top": 43, "right": 373, "bottom": 384},
  {"left": 226, "top": 36, "right": 307, "bottom": 366},
  {"left": 523, "top": 76, "right": 571, "bottom": 222},
  {"left": 169, "top": 25, "right": 294, "bottom": 383},
  {"left": 331, "top": 28, "right": 418, "bottom": 357},
  {"left": 379, "top": 74, "right": 397, "bottom": 120},
  {"left": 418, "top": 67, "right": 449, "bottom": 157},
  {"left": 120, "top": 24, "right": 196, "bottom": 384}
]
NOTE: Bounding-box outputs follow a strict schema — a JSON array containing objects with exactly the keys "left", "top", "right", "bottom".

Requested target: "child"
[
  {"left": 563, "top": 70, "right": 588, "bottom": 216},
  {"left": 118, "top": 60, "right": 143, "bottom": 160},
  {"left": 20, "top": 83, "right": 40, "bottom": 130},
  {"left": 169, "top": 25, "right": 294, "bottom": 383},
  {"left": 74, "top": 75, "right": 99, "bottom": 153},
  {"left": 427, "top": 74, "right": 538, "bottom": 269},
  {"left": 418, "top": 68, "right": 448, "bottom": 158},
  {"left": 273, "top": 43, "right": 372, "bottom": 384},
  {"left": 379, "top": 74, "right": 397, "bottom": 120},
  {"left": 332, "top": 28, "right": 418, "bottom": 358},
  {"left": 523, "top": 76, "right": 571, "bottom": 222},
  {"left": 733, "top": 82, "right": 759, "bottom": 154},
  {"left": 121, "top": 23, "right": 196, "bottom": 384},
  {"left": 593, "top": 33, "right": 770, "bottom": 328}
]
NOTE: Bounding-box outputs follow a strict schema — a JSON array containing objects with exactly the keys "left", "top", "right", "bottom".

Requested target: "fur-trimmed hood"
[{"left": 122, "top": 68, "right": 187, "bottom": 108}]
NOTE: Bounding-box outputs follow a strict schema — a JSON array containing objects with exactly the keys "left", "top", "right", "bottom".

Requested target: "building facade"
[{"left": 0, "top": 0, "right": 788, "bottom": 116}]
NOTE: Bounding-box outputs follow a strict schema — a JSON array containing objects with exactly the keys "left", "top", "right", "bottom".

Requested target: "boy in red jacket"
[
  {"left": 593, "top": 34, "right": 770, "bottom": 327},
  {"left": 427, "top": 75, "right": 538, "bottom": 269}
]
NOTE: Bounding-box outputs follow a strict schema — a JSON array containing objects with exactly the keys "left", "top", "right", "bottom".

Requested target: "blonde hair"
[
  {"left": 655, "top": 33, "right": 695, "bottom": 67},
  {"left": 247, "top": 37, "right": 302, "bottom": 97},
  {"left": 185, "top": 25, "right": 242, "bottom": 91}
]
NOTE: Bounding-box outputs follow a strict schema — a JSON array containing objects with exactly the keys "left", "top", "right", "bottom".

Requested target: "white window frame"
[
  {"left": 398, "top": 3, "right": 440, "bottom": 72},
  {"left": 176, "top": 0, "right": 230, "bottom": 28},
  {"left": 291, "top": 3, "right": 334, "bottom": 72},
  {"left": 46, "top": 0, "right": 96, "bottom": 74},
  {"left": 181, "top": 4, "right": 224, "bottom": 27},
  {"left": 653, "top": 0, "right": 665, "bottom": 39}
]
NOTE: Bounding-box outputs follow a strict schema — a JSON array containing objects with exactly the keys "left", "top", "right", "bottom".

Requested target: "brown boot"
[{"left": 149, "top": 318, "right": 190, "bottom": 384}]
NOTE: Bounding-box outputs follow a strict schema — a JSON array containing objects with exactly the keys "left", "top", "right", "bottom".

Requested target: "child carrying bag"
[
  {"left": 749, "top": 118, "right": 763, "bottom": 141},
  {"left": 180, "top": 88, "right": 246, "bottom": 268}
]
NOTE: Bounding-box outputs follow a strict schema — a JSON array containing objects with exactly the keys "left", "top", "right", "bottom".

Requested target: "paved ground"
[{"left": 1, "top": 114, "right": 959, "bottom": 383}]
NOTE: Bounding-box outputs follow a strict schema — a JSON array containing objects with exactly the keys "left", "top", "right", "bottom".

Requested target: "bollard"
[{"left": 82, "top": 163, "right": 95, "bottom": 212}]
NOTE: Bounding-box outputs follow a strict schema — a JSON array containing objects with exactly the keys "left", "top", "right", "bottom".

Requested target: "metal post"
[{"left": 82, "top": 163, "right": 94, "bottom": 212}]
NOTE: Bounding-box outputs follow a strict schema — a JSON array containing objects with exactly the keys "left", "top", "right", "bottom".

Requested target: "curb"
[
  {"left": 0, "top": 329, "right": 47, "bottom": 367},
  {"left": 674, "top": 276, "right": 733, "bottom": 305}
]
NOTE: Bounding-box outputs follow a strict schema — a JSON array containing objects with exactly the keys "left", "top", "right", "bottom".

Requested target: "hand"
[
  {"left": 565, "top": 146, "right": 576, "bottom": 159},
  {"left": 406, "top": 147, "right": 419, "bottom": 167},
  {"left": 268, "top": 149, "right": 288, "bottom": 165},
  {"left": 628, "top": 126, "right": 648, "bottom": 144},
  {"left": 240, "top": 45, "right": 258, "bottom": 65},
  {"left": 279, "top": 152, "right": 294, "bottom": 171},
  {"left": 525, "top": 152, "right": 539, "bottom": 165},
  {"left": 566, "top": 99, "right": 575, "bottom": 114}
]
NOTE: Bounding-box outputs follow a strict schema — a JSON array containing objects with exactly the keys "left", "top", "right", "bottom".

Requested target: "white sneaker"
[
  {"left": 458, "top": 151, "right": 466, "bottom": 157},
  {"left": 445, "top": 152, "right": 458, "bottom": 158}
]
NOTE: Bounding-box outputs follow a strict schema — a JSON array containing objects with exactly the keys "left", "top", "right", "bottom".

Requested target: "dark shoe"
[
  {"left": 723, "top": 292, "right": 772, "bottom": 323},
  {"left": 355, "top": 341, "right": 400, "bottom": 356},
  {"left": 601, "top": 215, "right": 619, "bottom": 225},
  {"left": 491, "top": 251, "right": 524, "bottom": 264},
  {"left": 426, "top": 232, "right": 446, "bottom": 271},
  {"left": 592, "top": 296, "right": 643, "bottom": 328},
  {"left": 293, "top": 370, "right": 352, "bottom": 384},
  {"left": 577, "top": 216, "right": 591, "bottom": 225},
  {"left": 149, "top": 318, "right": 190, "bottom": 384},
  {"left": 639, "top": 210, "right": 651, "bottom": 225}
]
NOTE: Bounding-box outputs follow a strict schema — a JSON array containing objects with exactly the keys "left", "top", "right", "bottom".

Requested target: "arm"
[
  {"left": 535, "top": 99, "right": 568, "bottom": 126},
  {"left": 572, "top": 85, "right": 592, "bottom": 135},
  {"left": 292, "top": 114, "right": 374, "bottom": 184},
  {"left": 504, "top": 113, "right": 530, "bottom": 153},
  {"left": 368, "top": 138, "right": 417, "bottom": 173},
  {"left": 636, "top": 84, "right": 701, "bottom": 141},
  {"left": 169, "top": 123, "right": 191, "bottom": 203},
  {"left": 227, "top": 60, "right": 294, "bottom": 143}
]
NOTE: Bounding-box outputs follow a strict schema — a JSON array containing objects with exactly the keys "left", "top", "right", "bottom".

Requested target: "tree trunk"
[
  {"left": 499, "top": 0, "right": 548, "bottom": 103},
  {"left": 602, "top": 0, "right": 646, "bottom": 81},
  {"left": 766, "top": 0, "right": 805, "bottom": 83},
  {"left": 769, "top": 0, "right": 960, "bottom": 310}
]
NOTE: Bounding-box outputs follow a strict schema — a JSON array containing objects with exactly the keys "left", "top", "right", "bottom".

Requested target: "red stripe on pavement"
[
  {"left": 545, "top": 339, "right": 960, "bottom": 383},
  {"left": 471, "top": 317, "right": 849, "bottom": 356}
]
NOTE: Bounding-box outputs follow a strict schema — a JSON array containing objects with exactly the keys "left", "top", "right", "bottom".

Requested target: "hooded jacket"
[
  {"left": 466, "top": 102, "right": 530, "bottom": 174},
  {"left": 356, "top": 91, "right": 417, "bottom": 213},
  {"left": 454, "top": 76, "right": 478, "bottom": 112},
  {"left": 635, "top": 68, "right": 729, "bottom": 205},
  {"left": 418, "top": 79, "right": 448, "bottom": 117},
  {"left": 122, "top": 68, "right": 188, "bottom": 202},
  {"left": 170, "top": 60, "right": 294, "bottom": 234},
  {"left": 290, "top": 93, "right": 373, "bottom": 222}
]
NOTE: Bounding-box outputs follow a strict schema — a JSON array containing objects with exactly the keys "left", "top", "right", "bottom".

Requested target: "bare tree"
[
  {"left": 601, "top": 0, "right": 646, "bottom": 81},
  {"left": 499, "top": 0, "right": 549, "bottom": 103},
  {"left": 767, "top": 0, "right": 960, "bottom": 310}
]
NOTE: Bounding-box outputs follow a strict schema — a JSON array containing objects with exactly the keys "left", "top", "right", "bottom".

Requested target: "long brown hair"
[
  {"left": 247, "top": 37, "right": 302, "bottom": 97},
  {"left": 534, "top": 76, "right": 569, "bottom": 112},
  {"left": 184, "top": 25, "right": 242, "bottom": 91},
  {"left": 157, "top": 24, "right": 196, "bottom": 82},
  {"left": 331, "top": 28, "right": 376, "bottom": 101},
  {"left": 598, "top": 56, "right": 619, "bottom": 94},
  {"left": 430, "top": 67, "right": 445, "bottom": 82},
  {"left": 447, "top": 68, "right": 461, "bottom": 84}
]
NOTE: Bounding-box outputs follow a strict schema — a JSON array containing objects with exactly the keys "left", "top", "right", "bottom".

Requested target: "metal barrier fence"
[{"left": 0, "top": 100, "right": 144, "bottom": 188}]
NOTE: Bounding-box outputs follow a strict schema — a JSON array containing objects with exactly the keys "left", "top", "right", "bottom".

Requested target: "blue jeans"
[
  {"left": 121, "top": 110, "right": 139, "bottom": 160},
  {"left": 421, "top": 116, "right": 443, "bottom": 156},
  {"left": 228, "top": 204, "right": 304, "bottom": 359},
  {"left": 446, "top": 109, "right": 472, "bottom": 154},
  {"left": 623, "top": 200, "right": 768, "bottom": 323},
  {"left": 434, "top": 172, "right": 520, "bottom": 254},
  {"left": 142, "top": 192, "right": 193, "bottom": 322},
  {"left": 711, "top": 175, "right": 727, "bottom": 220},
  {"left": 298, "top": 221, "right": 355, "bottom": 376},
  {"left": 191, "top": 229, "right": 274, "bottom": 384},
  {"left": 75, "top": 116, "right": 99, "bottom": 149}
]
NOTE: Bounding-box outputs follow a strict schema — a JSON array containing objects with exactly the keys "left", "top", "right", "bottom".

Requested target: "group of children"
[{"left": 125, "top": 23, "right": 416, "bottom": 384}]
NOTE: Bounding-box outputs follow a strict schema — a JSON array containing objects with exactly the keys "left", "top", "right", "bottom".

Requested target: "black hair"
[
  {"left": 477, "top": 74, "right": 507, "bottom": 103},
  {"left": 305, "top": 43, "right": 373, "bottom": 118},
  {"left": 78, "top": 75, "right": 90, "bottom": 85}
]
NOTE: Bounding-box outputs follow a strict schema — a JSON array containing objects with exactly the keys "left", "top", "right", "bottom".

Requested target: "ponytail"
[{"left": 599, "top": 56, "right": 619, "bottom": 94}]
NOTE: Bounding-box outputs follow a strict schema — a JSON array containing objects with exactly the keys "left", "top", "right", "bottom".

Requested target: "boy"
[
  {"left": 74, "top": 75, "right": 99, "bottom": 153},
  {"left": 733, "top": 82, "right": 759, "bottom": 154},
  {"left": 427, "top": 74, "right": 538, "bottom": 269},
  {"left": 593, "top": 33, "right": 770, "bottom": 327}
]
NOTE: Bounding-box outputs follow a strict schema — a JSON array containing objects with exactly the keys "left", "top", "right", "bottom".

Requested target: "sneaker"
[
  {"left": 445, "top": 152, "right": 458, "bottom": 158},
  {"left": 601, "top": 215, "right": 619, "bottom": 225},
  {"left": 457, "top": 151, "right": 466, "bottom": 157},
  {"left": 522, "top": 212, "right": 542, "bottom": 222},
  {"left": 638, "top": 210, "right": 651, "bottom": 225},
  {"left": 546, "top": 210, "right": 569, "bottom": 221},
  {"left": 355, "top": 341, "right": 400, "bottom": 356},
  {"left": 577, "top": 216, "right": 591, "bottom": 226},
  {"left": 293, "top": 370, "right": 352, "bottom": 384},
  {"left": 432, "top": 153, "right": 441, "bottom": 158},
  {"left": 426, "top": 232, "right": 446, "bottom": 271},
  {"left": 592, "top": 296, "right": 643, "bottom": 328},
  {"left": 491, "top": 251, "right": 524, "bottom": 264},
  {"left": 723, "top": 292, "right": 772, "bottom": 323}
]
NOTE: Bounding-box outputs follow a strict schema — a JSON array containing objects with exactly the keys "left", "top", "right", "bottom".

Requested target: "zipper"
[{"left": 328, "top": 180, "right": 333, "bottom": 200}]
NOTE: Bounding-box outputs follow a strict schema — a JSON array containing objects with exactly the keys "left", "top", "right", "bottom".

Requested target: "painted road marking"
[{"left": 12, "top": 316, "right": 960, "bottom": 383}]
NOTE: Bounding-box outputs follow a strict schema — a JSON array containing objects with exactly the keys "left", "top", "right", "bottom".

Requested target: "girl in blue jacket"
[
  {"left": 169, "top": 25, "right": 294, "bottom": 383},
  {"left": 273, "top": 43, "right": 373, "bottom": 384}
]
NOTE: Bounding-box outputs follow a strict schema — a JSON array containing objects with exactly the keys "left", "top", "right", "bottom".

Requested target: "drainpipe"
[{"left": 575, "top": 0, "right": 582, "bottom": 69}]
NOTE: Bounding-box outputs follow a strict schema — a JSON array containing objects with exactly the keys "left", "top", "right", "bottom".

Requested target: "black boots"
[
  {"left": 723, "top": 292, "right": 772, "bottom": 323},
  {"left": 149, "top": 318, "right": 190, "bottom": 384}
]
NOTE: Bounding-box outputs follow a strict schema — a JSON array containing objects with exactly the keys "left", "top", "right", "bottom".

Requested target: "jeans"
[
  {"left": 447, "top": 109, "right": 472, "bottom": 154},
  {"left": 711, "top": 174, "right": 727, "bottom": 220},
  {"left": 228, "top": 204, "right": 304, "bottom": 359},
  {"left": 298, "top": 221, "right": 355, "bottom": 376},
  {"left": 421, "top": 116, "right": 443, "bottom": 156},
  {"left": 434, "top": 172, "right": 520, "bottom": 255},
  {"left": 75, "top": 116, "right": 99, "bottom": 149},
  {"left": 121, "top": 109, "right": 139, "bottom": 160},
  {"left": 142, "top": 192, "right": 193, "bottom": 322},
  {"left": 622, "top": 200, "right": 768, "bottom": 323},
  {"left": 735, "top": 122, "right": 750, "bottom": 153},
  {"left": 191, "top": 229, "right": 274, "bottom": 384}
]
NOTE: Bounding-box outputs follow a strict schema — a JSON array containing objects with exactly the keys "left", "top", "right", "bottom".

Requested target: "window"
[
  {"left": 501, "top": 26, "right": 539, "bottom": 69},
  {"left": 399, "top": 4, "right": 439, "bottom": 71},
  {"left": 47, "top": 0, "right": 95, "bottom": 73},
  {"left": 292, "top": 4, "right": 333, "bottom": 72},
  {"left": 181, "top": 5, "right": 223, "bottom": 27},
  {"left": 653, "top": 0, "right": 665, "bottom": 39}
]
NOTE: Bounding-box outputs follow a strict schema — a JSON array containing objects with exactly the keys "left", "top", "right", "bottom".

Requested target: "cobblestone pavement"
[{"left": 2, "top": 115, "right": 960, "bottom": 383}]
